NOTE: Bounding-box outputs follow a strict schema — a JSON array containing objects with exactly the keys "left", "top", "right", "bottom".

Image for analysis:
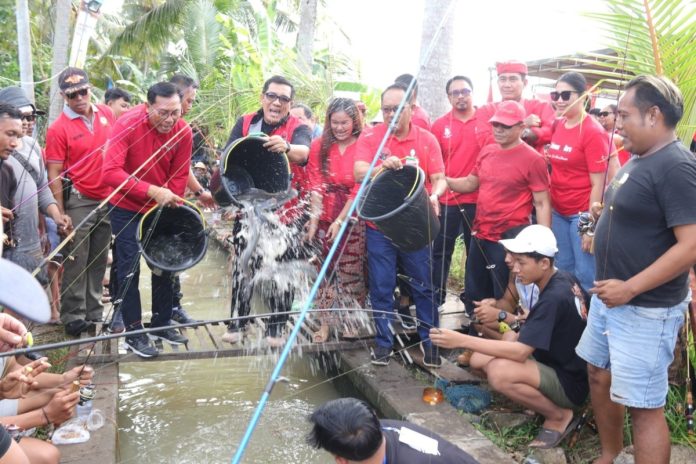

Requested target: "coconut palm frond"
[{"left": 184, "top": 0, "right": 223, "bottom": 75}]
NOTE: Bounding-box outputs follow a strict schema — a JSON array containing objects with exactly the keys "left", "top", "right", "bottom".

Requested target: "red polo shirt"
[
  {"left": 475, "top": 99, "right": 555, "bottom": 153},
  {"left": 412, "top": 104, "right": 431, "bottom": 131},
  {"left": 102, "top": 104, "right": 193, "bottom": 213},
  {"left": 472, "top": 142, "right": 550, "bottom": 241},
  {"left": 45, "top": 104, "right": 115, "bottom": 200},
  {"left": 547, "top": 116, "right": 608, "bottom": 215},
  {"left": 431, "top": 111, "right": 480, "bottom": 205}
]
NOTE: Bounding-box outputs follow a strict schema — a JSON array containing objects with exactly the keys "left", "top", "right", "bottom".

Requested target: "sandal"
[{"left": 528, "top": 416, "right": 580, "bottom": 449}]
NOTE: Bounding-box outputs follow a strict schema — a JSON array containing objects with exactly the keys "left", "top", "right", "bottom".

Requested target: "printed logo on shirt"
[
  {"left": 100, "top": 116, "right": 108, "bottom": 126},
  {"left": 443, "top": 127, "right": 452, "bottom": 139}
]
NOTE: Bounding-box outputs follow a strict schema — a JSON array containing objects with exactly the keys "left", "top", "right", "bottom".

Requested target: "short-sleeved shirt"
[
  {"left": 381, "top": 419, "right": 479, "bottom": 463},
  {"left": 45, "top": 104, "right": 114, "bottom": 200},
  {"left": 547, "top": 116, "right": 609, "bottom": 215},
  {"left": 411, "top": 104, "right": 431, "bottom": 131},
  {"left": 431, "top": 111, "right": 480, "bottom": 205},
  {"left": 594, "top": 140, "right": 696, "bottom": 307},
  {"left": 306, "top": 138, "right": 358, "bottom": 223},
  {"left": 102, "top": 104, "right": 193, "bottom": 212},
  {"left": 471, "top": 142, "right": 549, "bottom": 241},
  {"left": 518, "top": 271, "right": 589, "bottom": 406}
]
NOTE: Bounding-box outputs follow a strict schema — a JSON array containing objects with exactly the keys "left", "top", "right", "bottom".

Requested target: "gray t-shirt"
[{"left": 594, "top": 140, "right": 696, "bottom": 307}]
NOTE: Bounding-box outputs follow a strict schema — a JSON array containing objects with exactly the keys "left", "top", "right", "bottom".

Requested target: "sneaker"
[
  {"left": 109, "top": 310, "right": 125, "bottom": 334},
  {"left": 221, "top": 329, "right": 243, "bottom": 344},
  {"left": 420, "top": 343, "right": 442, "bottom": 368},
  {"left": 64, "top": 319, "right": 94, "bottom": 337},
  {"left": 171, "top": 307, "right": 198, "bottom": 325},
  {"left": 371, "top": 345, "right": 393, "bottom": 366},
  {"left": 125, "top": 334, "right": 159, "bottom": 358},
  {"left": 148, "top": 328, "right": 188, "bottom": 345}
]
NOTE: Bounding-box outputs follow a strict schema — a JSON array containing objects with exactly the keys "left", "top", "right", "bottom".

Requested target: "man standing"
[
  {"left": 45, "top": 67, "right": 114, "bottom": 336},
  {"left": 104, "top": 88, "right": 132, "bottom": 120},
  {"left": 576, "top": 75, "right": 696, "bottom": 464},
  {"left": 476, "top": 61, "right": 555, "bottom": 152},
  {"left": 354, "top": 82, "right": 446, "bottom": 367},
  {"left": 102, "top": 82, "right": 192, "bottom": 358},
  {"left": 394, "top": 74, "right": 431, "bottom": 130},
  {"left": 0, "top": 104, "right": 20, "bottom": 234},
  {"left": 290, "top": 103, "right": 322, "bottom": 139},
  {"left": 430, "top": 76, "right": 480, "bottom": 307},
  {"left": 447, "top": 101, "right": 551, "bottom": 330},
  {"left": 220, "top": 75, "right": 311, "bottom": 345},
  {"left": 430, "top": 225, "right": 589, "bottom": 449}
]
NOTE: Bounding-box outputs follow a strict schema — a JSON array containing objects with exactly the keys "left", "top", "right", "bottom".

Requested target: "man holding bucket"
[
  {"left": 102, "top": 82, "right": 193, "bottom": 358},
  {"left": 354, "top": 82, "right": 447, "bottom": 368}
]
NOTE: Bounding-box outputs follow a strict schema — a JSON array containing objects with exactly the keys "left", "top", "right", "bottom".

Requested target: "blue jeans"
[
  {"left": 463, "top": 236, "right": 509, "bottom": 318},
  {"left": 366, "top": 228, "right": 438, "bottom": 348},
  {"left": 431, "top": 203, "right": 476, "bottom": 306},
  {"left": 551, "top": 210, "right": 595, "bottom": 292},
  {"left": 109, "top": 205, "right": 174, "bottom": 331}
]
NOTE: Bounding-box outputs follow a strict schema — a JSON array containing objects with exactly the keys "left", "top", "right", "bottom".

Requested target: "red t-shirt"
[
  {"left": 102, "top": 104, "right": 193, "bottom": 213},
  {"left": 472, "top": 143, "right": 550, "bottom": 241},
  {"left": 412, "top": 105, "right": 431, "bottom": 131},
  {"left": 431, "top": 111, "right": 480, "bottom": 205},
  {"left": 547, "top": 116, "right": 609, "bottom": 215},
  {"left": 307, "top": 138, "right": 359, "bottom": 223},
  {"left": 475, "top": 99, "right": 555, "bottom": 153},
  {"left": 45, "top": 104, "right": 115, "bottom": 200}
]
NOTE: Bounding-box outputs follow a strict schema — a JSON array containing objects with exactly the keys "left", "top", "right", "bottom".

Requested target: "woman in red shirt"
[
  {"left": 547, "top": 72, "right": 609, "bottom": 292},
  {"left": 305, "top": 98, "right": 367, "bottom": 342}
]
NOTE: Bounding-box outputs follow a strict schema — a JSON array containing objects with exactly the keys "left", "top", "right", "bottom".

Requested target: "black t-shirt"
[
  {"left": 518, "top": 271, "right": 589, "bottom": 406},
  {"left": 381, "top": 419, "right": 479, "bottom": 463},
  {"left": 594, "top": 141, "right": 696, "bottom": 307}
]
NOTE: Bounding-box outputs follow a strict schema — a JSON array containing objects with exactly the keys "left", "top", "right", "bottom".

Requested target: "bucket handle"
[
  {"left": 371, "top": 164, "right": 421, "bottom": 201},
  {"left": 222, "top": 135, "right": 292, "bottom": 175},
  {"left": 137, "top": 199, "right": 207, "bottom": 241}
]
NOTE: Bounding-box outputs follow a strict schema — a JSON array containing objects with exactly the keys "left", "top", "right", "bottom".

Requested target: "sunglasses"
[
  {"left": 264, "top": 92, "right": 292, "bottom": 104},
  {"left": 598, "top": 111, "right": 614, "bottom": 118},
  {"left": 448, "top": 88, "right": 472, "bottom": 98},
  {"left": 66, "top": 88, "right": 89, "bottom": 99},
  {"left": 21, "top": 114, "right": 36, "bottom": 122},
  {"left": 549, "top": 90, "right": 577, "bottom": 102}
]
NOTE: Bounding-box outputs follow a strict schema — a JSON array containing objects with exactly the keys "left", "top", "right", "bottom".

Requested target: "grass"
[{"left": 447, "top": 237, "right": 466, "bottom": 287}]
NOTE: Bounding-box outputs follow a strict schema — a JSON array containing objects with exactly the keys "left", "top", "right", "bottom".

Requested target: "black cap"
[
  {"left": 58, "top": 67, "right": 90, "bottom": 94},
  {"left": 0, "top": 86, "right": 45, "bottom": 115}
]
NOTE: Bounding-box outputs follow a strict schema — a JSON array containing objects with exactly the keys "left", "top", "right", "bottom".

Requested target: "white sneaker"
[{"left": 221, "top": 330, "right": 243, "bottom": 344}]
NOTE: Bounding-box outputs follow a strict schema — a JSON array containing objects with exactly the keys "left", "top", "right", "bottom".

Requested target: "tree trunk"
[
  {"left": 48, "top": 0, "right": 72, "bottom": 124},
  {"left": 295, "top": 0, "right": 318, "bottom": 71},
  {"left": 417, "top": 0, "right": 456, "bottom": 120},
  {"left": 16, "top": 0, "right": 35, "bottom": 103}
]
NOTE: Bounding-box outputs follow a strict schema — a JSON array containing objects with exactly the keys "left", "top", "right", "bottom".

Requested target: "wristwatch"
[
  {"left": 497, "top": 310, "right": 508, "bottom": 322},
  {"left": 284, "top": 141, "right": 292, "bottom": 153},
  {"left": 194, "top": 188, "right": 206, "bottom": 197}
]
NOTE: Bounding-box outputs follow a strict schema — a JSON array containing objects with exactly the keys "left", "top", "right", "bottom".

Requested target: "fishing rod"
[{"left": 229, "top": 2, "right": 458, "bottom": 462}]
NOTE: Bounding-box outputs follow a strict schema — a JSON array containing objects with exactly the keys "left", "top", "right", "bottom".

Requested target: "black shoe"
[
  {"left": 420, "top": 343, "right": 442, "bottom": 368},
  {"left": 148, "top": 328, "right": 188, "bottom": 345},
  {"left": 371, "top": 345, "right": 393, "bottom": 366},
  {"left": 125, "top": 334, "right": 159, "bottom": 358},
  {"left": 65, "top": 319, "right": 94, "bottom": 337},
  {"left": 171, "top": 307, "right": 197, "bottom": 325}
]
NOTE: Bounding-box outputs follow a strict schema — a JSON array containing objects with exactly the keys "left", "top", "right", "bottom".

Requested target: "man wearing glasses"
[
  {"left": 45, "top": 67, "right": 115, "bottom": 336},
  {"left": 102, "top": 82, "right": 193, "bottom": 358},
  {"left": 221, "top": 75, "right": 311, "bottom": 346},
  {"left": 475, "top": 61, "right": 555, "bottom": 153}
]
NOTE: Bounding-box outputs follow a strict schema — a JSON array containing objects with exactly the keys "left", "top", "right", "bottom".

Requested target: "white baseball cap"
[{"left": 499, "top": 224, "right": 558, "bottom": 258}]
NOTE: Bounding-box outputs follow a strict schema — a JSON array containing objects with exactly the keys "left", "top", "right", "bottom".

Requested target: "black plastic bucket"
[
  {"left": 212, "top": 134, "right": 292, "bottom": 207},
  {"left": 357, "top": 165, "right": 440, "bottom": 251},
  {"left": 137, "top": 202, "right": 208, "bottom": 274}
]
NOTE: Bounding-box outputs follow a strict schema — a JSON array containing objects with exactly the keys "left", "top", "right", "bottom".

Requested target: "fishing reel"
[{"left": 577, "top": 212, "right": 596, "bottom": 236}]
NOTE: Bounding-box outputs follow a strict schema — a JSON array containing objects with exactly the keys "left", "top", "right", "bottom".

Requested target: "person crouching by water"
[
  {"left": 220, "top": 75, "right": 312, "bottom": 347},
  {"left": 307, "top": 397, "right": 480, "bottom": 463},
  {"left": 102, "top": 82, "right": 193, "bottom": 358},
  {"left": 430, "top": 225, "right": 589, "bottom": 449},
  {"left": 304, "top": 98, "right": 367, "bottom": 342}
]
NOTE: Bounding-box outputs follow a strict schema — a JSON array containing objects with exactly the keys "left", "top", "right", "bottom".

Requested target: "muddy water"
[{"left": 117, "top": 244, "right": 342, "bottom": 463}]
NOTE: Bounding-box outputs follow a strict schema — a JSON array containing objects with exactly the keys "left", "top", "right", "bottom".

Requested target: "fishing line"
[{"left": 230, "top": 2, "right": 458, "bottom": 461}]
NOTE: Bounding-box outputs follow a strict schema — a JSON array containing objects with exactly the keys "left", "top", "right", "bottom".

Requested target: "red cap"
[
  {"left": 489, "top": 101, "right": 526, "bottom": 126},
  {"left": 496, "top": 61, "right": 528, "bottom": 75}
]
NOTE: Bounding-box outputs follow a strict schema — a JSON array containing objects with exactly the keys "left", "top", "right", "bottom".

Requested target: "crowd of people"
[{"left": 1, "top": 59, "right": 695, "bottom": 463}]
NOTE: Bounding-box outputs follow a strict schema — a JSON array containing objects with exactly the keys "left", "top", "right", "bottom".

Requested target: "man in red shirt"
[
  {"left": 395, "top": 74, "right": 431, "bottom": 131},
  {"left": 220, "top": 75, "right": 312, "bottom": 346},
  {"left": 448, "top": 101, "right": 551, "bottom": 332},
  {"left": 430, "top": 75, "right": 480, "bottom": 307},
  {"left": 355, "top": 82, "right": 447, "bottom": 367},
  {"left": 45, "top": 67, "right": 115, "bottom": 336},
  {"left": 102, "top": 82, "right": 193, "bottom": 358},
  {"left": 475, "top": 61, "right": 555, "bottom": 153}
]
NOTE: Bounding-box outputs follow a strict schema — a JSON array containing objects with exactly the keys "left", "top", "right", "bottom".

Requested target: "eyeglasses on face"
[
  {"left": 153, "top": 108, "right": 182, "bottom": 119},
  {"left": 448, "top": 88, "right": 472, "bottom": 98},
  {"left": 66, "top": 88, "right": 89, "bottom": 99},
  {"left": 21, "top": 114, "right": 36, "bottom": 122},
  {"left": 549, "top": 90, "right": 578, "bottom": 102},
  {"left": 264, "top": 92, "right": 292, "bottom": 104},
  {"left": 598, "top": 111, "right": 614, "bottom": 118},
  {"left": 381, "top": 105, "right": 406, "bottom": 115}
]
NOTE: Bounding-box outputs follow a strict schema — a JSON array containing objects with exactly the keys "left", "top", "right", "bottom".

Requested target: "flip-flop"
[{"left": 529, "top": 416, "right": 580, "bottom": 449}]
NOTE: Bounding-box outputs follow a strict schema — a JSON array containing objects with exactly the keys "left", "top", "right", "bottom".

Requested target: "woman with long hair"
[
  {"left": 305, "top": 98, "right": 367, "bottom": 342},
  {"left": 547, "top": 72, "right": 610, "bottom": 292}
]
